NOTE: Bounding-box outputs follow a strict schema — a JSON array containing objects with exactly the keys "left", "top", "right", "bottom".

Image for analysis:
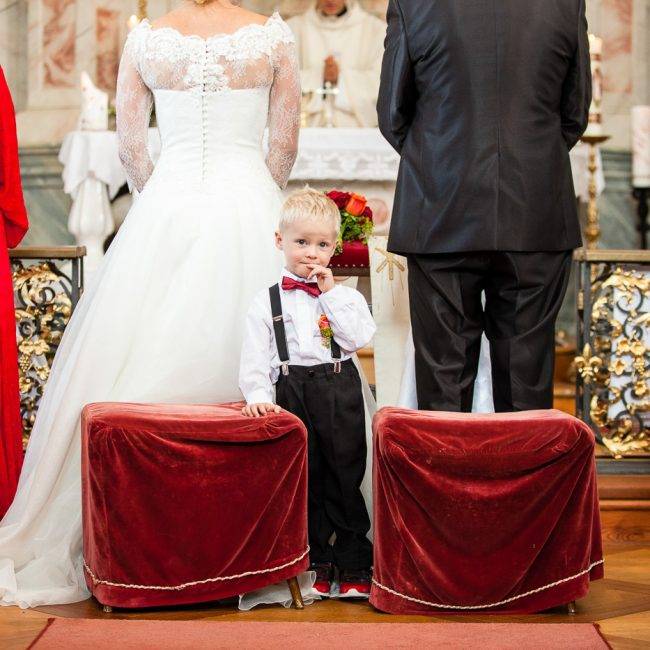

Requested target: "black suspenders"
[
  {"left": 269, "top": 283, "right": 342, "bottom": 374},
  {"left": 269, "top": 283, "right": 290, "bottom": 376}
]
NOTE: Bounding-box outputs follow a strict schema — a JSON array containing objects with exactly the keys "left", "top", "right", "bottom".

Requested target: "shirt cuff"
[
  {"left": 319, "top": 284, "right": 349, "bottom": 309},
  {"left": 244, "top": 388, "right": 275, "bottom": 405}
]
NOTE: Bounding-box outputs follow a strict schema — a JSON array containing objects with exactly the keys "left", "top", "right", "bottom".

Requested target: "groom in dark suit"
[{"left": 377, "top": 0, "right": 591, "bottom": 413}]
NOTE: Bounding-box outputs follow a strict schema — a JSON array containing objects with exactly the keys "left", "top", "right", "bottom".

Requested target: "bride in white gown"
[{"left": 0, "top": 2, "right": 302, "bottom": 607}]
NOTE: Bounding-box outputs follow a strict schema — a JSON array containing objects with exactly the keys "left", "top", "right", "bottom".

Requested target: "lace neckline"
[{"left": 141, "top": 11, "right": 281, "bottom": 44}]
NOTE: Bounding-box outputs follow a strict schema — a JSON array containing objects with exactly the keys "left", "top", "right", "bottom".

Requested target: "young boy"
[{"left": 239, "top": 188, "right": 375, "bottom": 597}]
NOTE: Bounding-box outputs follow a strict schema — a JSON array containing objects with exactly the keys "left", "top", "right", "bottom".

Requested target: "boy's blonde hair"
[{"left": 279, "top": 187, "right": 341, "bottom": 235}]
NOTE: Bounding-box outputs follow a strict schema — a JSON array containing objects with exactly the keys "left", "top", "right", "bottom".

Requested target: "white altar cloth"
[{"left": 60, "top": 127, "right": 603, "bottom": 198}]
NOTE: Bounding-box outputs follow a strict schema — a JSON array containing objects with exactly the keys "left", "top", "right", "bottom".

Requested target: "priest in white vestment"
[{"left": 288, "top": 1, "right": 386, "bottom": 127}]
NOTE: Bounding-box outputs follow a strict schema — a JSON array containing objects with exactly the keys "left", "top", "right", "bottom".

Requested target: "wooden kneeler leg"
[{"left": 287, "top": 576, "right": 304, "bottom": 610}]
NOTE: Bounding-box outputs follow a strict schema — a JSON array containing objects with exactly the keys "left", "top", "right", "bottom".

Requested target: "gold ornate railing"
[
  {"left": 575, "top": 249, "right": 650, "bottom": 458},
  {"left": 9, "top": 246, "right": 85, "bottom": 448}
]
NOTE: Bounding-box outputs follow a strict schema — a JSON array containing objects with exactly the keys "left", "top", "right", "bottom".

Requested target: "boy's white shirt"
[{"left": 239, "top": 268, "right": 377, "bottom": 404}]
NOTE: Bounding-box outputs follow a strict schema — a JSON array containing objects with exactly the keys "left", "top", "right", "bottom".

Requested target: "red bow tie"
[{"left": 282, "top": 276, "right": 321, "bottom": 297}]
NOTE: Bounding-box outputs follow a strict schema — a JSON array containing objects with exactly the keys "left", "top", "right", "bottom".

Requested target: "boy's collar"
[{"left": 282, "top": 267, "right": 319, "bottom": 284}]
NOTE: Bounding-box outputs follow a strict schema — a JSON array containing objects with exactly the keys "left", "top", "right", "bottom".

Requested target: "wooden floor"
[{"left": 1, "top": 543, "right": 649, "bottom": 649}]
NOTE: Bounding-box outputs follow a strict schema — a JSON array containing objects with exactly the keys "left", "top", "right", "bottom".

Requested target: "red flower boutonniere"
[{"left": 318, "top": 314, "right": 333, "bottom": 348}]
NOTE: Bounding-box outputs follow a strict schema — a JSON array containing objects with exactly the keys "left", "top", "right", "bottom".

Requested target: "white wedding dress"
[{"left": 0, "top": 13, "right": 303, "bottom": 608}]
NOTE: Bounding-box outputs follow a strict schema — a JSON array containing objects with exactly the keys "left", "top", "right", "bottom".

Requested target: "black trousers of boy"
[{"left": 276, "top": 359, "right": 373, "bottom": 570}]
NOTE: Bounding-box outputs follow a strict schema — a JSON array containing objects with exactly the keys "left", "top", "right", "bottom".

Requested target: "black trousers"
[
  {"left": 407, "top": 251, "right": 572, "bottom": 412},
  {"left": 276, "top": 359, "right": 373, "bottom": 570}
]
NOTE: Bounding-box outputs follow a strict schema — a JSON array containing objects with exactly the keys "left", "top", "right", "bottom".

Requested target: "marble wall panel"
[
  {"left": 18, "top": 146, "right": 73, "bottom": 247},
  {"left": 96, "top": 7, "right": 121, "bottom": 90},
  {"left": 42, "top": 0, "right": 77, "bottom": 89},
  {"left": 602, "top": 0, "right": 633, "bottom": 94}
]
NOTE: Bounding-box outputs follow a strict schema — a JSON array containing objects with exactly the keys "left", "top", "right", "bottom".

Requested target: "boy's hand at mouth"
[{"left": 307, "top": 264, "right": 336, "bottom": 293}]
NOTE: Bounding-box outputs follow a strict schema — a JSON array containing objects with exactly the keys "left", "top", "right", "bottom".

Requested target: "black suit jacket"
[{"left": 377, "top": 0, "right": 591, "bottom": 255}]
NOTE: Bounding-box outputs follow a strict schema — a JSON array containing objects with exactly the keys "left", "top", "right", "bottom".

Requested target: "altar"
[{"left": 58, "top": 127, "right": 605, "bottom": 273}]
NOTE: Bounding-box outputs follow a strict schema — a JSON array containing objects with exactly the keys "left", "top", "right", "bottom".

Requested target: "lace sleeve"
[
  {"left": 266, "top": 37, "right": 301, "bottom": 190},
  {"left": 116, "top": 28, "right": 154, "bottom": 193}
]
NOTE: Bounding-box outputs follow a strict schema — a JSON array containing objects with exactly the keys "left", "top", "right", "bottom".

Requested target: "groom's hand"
[
  {"left": 307, "top": 264, "right": 336, "bottom": 293},
  {"left": 242, "top": 403, "right": 281, "bottom": 417}
]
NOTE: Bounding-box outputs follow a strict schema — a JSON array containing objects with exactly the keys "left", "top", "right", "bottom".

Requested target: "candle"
[
  {"left": 585, "top": 34, "right": 603, "bottom": 137},
  {"left": 127, "top": 14, "right": 140, "bottom": 31},
  {"left": 632, "top": 106, "right": 650, "bottom": 188}
]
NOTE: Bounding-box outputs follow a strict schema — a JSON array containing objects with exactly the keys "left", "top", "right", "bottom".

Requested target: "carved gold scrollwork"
[
  {"left": 575, "top": 344, "right": 604, "bottom": 385},
  {"left": 12, "top": 260, "right": 75, "bottom": 449},
  {"left": 579, "top": 264, "right": 649, "bottom": 456}
]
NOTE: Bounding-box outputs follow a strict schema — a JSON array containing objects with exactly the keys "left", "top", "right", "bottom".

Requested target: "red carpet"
[{"left": 30, "top": 619, "right": 609, "bottom": 649}]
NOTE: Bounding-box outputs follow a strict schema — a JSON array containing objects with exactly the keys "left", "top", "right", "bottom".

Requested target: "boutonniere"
[{"left": 318, "top": 314, "right": 333, "bottom": 348}]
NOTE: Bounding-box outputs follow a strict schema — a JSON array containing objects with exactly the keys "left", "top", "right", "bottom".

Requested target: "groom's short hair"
[{"left": 279, "top": 187, "right": 341, "bottom": 235}]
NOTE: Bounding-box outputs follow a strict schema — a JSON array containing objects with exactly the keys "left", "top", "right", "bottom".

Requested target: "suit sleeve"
[
  {"left": 376, "top": 0, "right": 416, "bottom": 153},
  {"left": 560, "top": 0, "right": 591, "bottom": 150}
]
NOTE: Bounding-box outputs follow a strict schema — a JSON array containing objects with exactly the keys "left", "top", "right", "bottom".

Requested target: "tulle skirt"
[{"left": 0, "top": 176, "right": 286, "bottom": 607}]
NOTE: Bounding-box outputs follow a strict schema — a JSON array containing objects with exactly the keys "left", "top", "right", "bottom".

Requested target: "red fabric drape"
[
  {"left": 82, "top": 402, "right": 309, "bottom": 608},
  {"left": 370, "top": 408, "right": 604, "bottom": 615},
  {"left": 0, "top": 66, "right": 28, "bottom": 518}
]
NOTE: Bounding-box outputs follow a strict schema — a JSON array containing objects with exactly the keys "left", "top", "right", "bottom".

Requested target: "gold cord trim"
[
  {"left": 84, "top": 546, "right": 310, "bottom": 591},
  {"left": 372, "top": 559, "right": 604, "bottom": 610}
]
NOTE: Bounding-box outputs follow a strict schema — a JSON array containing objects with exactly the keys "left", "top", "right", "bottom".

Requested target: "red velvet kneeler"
[
  {"left": 81, "top": 402, "right": 309, "bottom": 609},
  {"left": 370, "top": 408, "right": 603, "bottom": 615}
]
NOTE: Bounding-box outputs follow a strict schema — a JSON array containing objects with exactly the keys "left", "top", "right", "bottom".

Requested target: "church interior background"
[
  {"left": 1, "top": 1, "right": 650, "bottom": 647},
  {"left": 2, "top": 0, "right": 648, "bottom": 312}
]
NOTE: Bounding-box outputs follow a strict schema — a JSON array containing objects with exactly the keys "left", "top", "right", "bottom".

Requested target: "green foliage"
[{"left": 340, "top": 209, "right": 373, "bottom": 243}]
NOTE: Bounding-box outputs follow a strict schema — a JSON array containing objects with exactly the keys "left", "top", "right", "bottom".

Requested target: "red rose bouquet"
[{"left": 326, "top": 190, "right": 374, "bottom": 255}]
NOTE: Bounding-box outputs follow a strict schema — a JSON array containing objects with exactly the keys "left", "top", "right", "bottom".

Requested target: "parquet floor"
[{"left": 1, "top": 543, "right": 649, "bottom": 649}]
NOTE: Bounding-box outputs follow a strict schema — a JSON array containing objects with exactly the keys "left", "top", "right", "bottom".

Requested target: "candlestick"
[
  {"left": 584, "top": 34, "right": 603, "bottom": 137},
  {"left": 580, "top": 134, "right": 610, "bottom": 249},
  {"left": 138, "top": 0, "right": 148, "bottom": 22}
]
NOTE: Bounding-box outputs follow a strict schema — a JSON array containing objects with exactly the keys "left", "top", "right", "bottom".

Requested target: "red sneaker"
[
  {"left": 310, "top": 562, "right": 334, "bottom": 597},
  {"left": 339, "top": 568, "right": 372, "bottom": 598}
]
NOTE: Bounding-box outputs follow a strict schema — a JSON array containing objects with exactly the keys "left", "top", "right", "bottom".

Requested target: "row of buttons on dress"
[
  {"left": 199, "top": 43, "right": 231, "bottom": 183},
  {"left": 201, "top": 42, "right": 209, "bottom": 183}
]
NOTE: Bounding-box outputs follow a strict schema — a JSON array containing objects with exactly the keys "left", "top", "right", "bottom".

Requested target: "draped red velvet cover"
[
  {"left": 370, "top": 408, "right": 603, "bottom": 615},
  {"left": 82, "top": 402, "right": 309, "bottom": 608},
  {"left": 0, "top": 66, "right": 28, "bottom": 518},
  {"left": 329, "top": 241, "right": 370, "bottom": 269}
]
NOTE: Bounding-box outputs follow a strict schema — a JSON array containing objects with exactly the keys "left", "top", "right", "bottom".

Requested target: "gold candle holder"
[
  {"left": 138, "top": 0, "right": 148, "bottom": 21},
  {"left": 580, "top": 134, "right": 610, "bottom": 249}
]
